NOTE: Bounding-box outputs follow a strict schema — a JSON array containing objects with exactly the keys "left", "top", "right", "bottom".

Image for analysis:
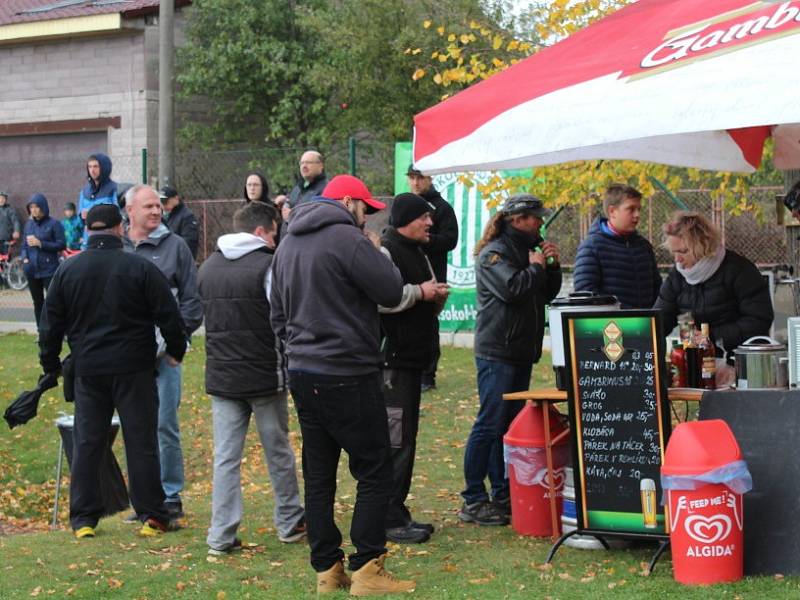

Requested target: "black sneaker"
[
  {"left": 409, "top": 520, "right": 435, "bottom": 534},
  {"left": 165, "top": 501, "right": 184, "bottom": 519},
  {"left": 386, "top": 524, "right": 430, "bottom": 544},
  {"left": 458, "top": 501, "right": 510, "bottom": 526},
  {"left": 208, "top": 538, "right": 243, "bottom": 556},
  {"left": 420, "top": 380, "right": 436, "bottom": 393},
  {"left": 278, "top": 517, "right": 307, "bottom": 543},
  {"left": 492, "top": 497, "right": 511, "bottom": 519}
]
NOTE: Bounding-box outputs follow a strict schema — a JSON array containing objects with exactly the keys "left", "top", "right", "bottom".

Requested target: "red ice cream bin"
[
  {"left": 661, "top": 420, "right": 752, "bottom": 585},
  {"left": 503, "top": 403, "right": 570, "bottom": 537}
]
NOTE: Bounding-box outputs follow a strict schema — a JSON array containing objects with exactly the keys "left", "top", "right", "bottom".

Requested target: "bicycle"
[{"left": 0, "top": 240, "right": 28, "bottom": 291}]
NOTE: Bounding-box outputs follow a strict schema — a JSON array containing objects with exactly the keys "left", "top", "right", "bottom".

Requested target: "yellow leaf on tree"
[
  {"left": 433, "top": 73, "right": 442, "bottom": 84},
  {"left": 411, "top": 68, "right": 426, "bottom": 81},
  {"left": 492, "top": 36, "right": 503, "bottom": 50},
  {"left": 423, "top": 20, "right": 431, "bottom": 29},
  {"left": 469, "top": 20, "right": 480, "bottom": 29},
  {"left": 460, "top": 34, "right": 471, "bottom": 44},
  {"left": 436, "top": 26, "right": 445, "bottom": 35},
  {"left": 447, "top": 33, "right": 456, "bottom": 42}
]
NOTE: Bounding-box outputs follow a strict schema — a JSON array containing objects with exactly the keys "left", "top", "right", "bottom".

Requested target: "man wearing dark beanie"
[
  {"left": 407, "top": 166, "right": 458, "bottom": 392},
  {"left": 378, "top": 192, "right": 449, "bottom": 544}
]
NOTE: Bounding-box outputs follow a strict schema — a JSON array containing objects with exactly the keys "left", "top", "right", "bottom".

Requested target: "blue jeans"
[
  {"left": 156, "top": 357, "right": 184, "bottom": 504},
  {"left": 462, "top": 358, "right": 532, "bottom": 505}
]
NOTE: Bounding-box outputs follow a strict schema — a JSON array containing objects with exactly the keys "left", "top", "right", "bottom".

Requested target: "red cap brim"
[{"left": 363, "top": 197, "right": 386, "bottom": 213}]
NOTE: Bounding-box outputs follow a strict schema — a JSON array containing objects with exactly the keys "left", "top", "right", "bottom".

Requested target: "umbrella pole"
[{"left": 51, "top": 437, "right": 64, "bottom": 529}]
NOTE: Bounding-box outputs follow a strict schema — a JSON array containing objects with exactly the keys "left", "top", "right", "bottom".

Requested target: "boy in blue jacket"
[
  {"left": 61, "top": 202, "right": 83, "bottom": 251},
  {"left": 78, "top": 153, "right": 117, "bottom": 249}
]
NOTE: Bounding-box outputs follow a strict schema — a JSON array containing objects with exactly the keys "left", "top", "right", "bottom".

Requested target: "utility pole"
[{"left": 158, "top": 0, "right": 175, "bottom": 187}]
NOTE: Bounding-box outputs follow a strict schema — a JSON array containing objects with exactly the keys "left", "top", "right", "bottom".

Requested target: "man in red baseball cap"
[{"left": 270, "top": 174, "right": 416, "bottom": 595}]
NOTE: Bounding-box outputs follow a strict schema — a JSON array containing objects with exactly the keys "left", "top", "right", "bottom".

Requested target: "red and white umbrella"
[{"left": 413, "top": 0, "right": 800, "bottom": 175}]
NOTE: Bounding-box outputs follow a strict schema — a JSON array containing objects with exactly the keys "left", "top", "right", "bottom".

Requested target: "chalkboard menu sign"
[{"left": 562, "top": 310, "right": 671, "bottom": 537}]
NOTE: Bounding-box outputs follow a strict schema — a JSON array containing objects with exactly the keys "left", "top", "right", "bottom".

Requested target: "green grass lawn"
[{"left": 0, "top": 332, "right": 798, "bottom": 599}]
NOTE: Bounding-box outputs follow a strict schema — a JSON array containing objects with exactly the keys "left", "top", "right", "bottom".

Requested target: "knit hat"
[
  {"left": 86, "top": 204, "right": 122, "bottom": 231},
  {"left": 390, "top": 193, "right": 434, "bottom": 228},
  {"left": 322, "top": 174, "right": 385, "bottom": 213}
]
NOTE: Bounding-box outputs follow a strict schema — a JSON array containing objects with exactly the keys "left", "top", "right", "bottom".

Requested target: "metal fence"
[{"left": 0, "top": 184, "right": 789, "bottom": 325}]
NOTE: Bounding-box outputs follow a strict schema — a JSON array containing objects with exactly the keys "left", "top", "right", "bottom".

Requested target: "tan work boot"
[
  {"left": 317, "top": 560, "right": 351, "bottom": 594},
  {"left": 350, "top": 554, "right": 416, "bottom": 596}
]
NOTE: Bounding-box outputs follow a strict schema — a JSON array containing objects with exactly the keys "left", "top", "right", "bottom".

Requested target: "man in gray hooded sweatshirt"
[
  {"left": 270, "top": 175, "right": 415, "bottom": 595},
  {"left": 124, "top": 184, "right": 203, "bottom": 520}
]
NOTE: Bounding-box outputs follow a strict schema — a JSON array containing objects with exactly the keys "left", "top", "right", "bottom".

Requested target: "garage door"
[{"left": 0, "top": 131, "right": 107, "bottom": 218}]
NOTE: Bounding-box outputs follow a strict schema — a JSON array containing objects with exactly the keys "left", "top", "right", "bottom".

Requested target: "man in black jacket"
[
  {"left": 459, "top": 195, "right": 562, "bottom": 526},
  {"left": 288, "top": 150, "right": 328, "bottom": 208},
  {"left": 379, "top": 193, "right": 449, "bottom": 545},
  {"left": 160, "top": 186, "right": 200, "bottom": 259},
  {"left": 38, "top": 204, "right": 186, "bottom": 539},
  {"left": 198, "top": 202, "right": 305, "bottom": 555},
  {"left": 407, "top": 166, "right": 458, "bottom": 391}
]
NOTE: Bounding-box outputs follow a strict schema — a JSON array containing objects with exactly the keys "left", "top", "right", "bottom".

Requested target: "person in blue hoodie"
[
  {"left": 61, "top": 202, "right": 83, "bottom": 251},
  {"left": 78, "top": 153, "right": 117, "bottom": 249},
  {"left": 573, "top": 184, "right": 662, "bottom": 309},
  {"left": 20, "top": 193, "right": 65, "bottom": 328}
]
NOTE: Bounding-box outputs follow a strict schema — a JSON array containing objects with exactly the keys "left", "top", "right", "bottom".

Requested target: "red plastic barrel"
[
  {"left": 661, "top": 420, "right": 744, "bottom": 585},
  {"left": 503, "top": 403, "right": 569, "bottom": 537}
]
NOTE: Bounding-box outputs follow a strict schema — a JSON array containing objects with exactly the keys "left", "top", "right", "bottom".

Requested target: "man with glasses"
[{"left": 288, "top": 150, "right": 328, "bottom": 208}]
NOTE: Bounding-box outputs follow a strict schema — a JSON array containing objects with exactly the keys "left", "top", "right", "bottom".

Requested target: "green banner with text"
[{"left": 395, "top": 142, "right": 530, "bottom": 333}]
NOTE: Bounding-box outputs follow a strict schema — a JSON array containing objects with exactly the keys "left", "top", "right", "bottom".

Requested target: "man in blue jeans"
[
  {"left": 124, "top": 185, "right": 203, "bottom": 520},
  {"left": 460, "top": 195, "right": 562, "bottom": 526}
]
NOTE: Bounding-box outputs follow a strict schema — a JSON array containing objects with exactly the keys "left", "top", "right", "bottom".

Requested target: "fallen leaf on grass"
[
  {"left": 106, "top": 578, "right": 123, "bottom": 589},
  {"left": 775, "top": 574, "right": 785, "bottom": 580},
  {"left": 469, "top": 578, "right": 492, "bottom": 585},
  {"left": 30, "top": 587, "right": 42, "bottom": 597},
  {"left": 558, "top": 572, "right": 573, "bottom": 580},
  {"left": 64, "top": 587, "right": 76, "bottom": 596},
  {"left": 441, "top": 563, "right": 458, "bottom": 573},
  {"left": 216, "top": 592, "right": 226, "bottom": 600},
  {"left": 269, "top": 561, "right": 284, "bottom": 567}
]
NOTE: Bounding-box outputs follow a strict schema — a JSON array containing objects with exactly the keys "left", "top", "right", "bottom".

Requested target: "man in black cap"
[
  {"left": 160, "top": 186, "right": 200, "bottom": 259},
  {"left": 379, "top": 193, "right": 449, "bottom": 544},
  {"left": 407, "top": 166, "right": 458, "bottom": 391},
  {"left": 459, "top": 194, "right": 562, "bottom": 526},
  {"left": 38, "top": 203, "right": 187, "bottom": 539}
]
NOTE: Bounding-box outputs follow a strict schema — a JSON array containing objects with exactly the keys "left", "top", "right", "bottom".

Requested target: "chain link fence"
[{"left": 0, "top": 141, "right": 788, "bottom": 326}]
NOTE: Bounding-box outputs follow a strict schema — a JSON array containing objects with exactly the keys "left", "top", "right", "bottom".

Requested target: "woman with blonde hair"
[{"left": 655, "top": 211, "right": 772, "bottom": 355}]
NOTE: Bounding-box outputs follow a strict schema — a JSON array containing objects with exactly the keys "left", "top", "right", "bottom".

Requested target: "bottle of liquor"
[
  {"left": 669, "top": 340, "right": 686, "bottom": 387},
  {"left": 683, "top": 321, "right": 702, "bottom": 388},
  {"left": 698, "top": 323, "right": 716, "bottom": 390}
]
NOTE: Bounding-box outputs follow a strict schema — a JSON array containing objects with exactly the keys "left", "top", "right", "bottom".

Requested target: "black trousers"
[
  {"left": 28, "top": 275, "right": 51, "bottom": 329},
  {"left": 382, "top": 368, "right": 422, "bottom": 529},
  {"left": 422, "top": 320, "right": 440, "bottom": 384},
  {"left": 70, "top": 370, "right": 169, "bottom": 529},
  {"left": 289, "top": 371, "right": 393, "bottom": 572}
]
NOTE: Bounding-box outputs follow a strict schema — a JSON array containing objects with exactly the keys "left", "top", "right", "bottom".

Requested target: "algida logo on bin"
[
  {"left": 536, "top": 467, "right": 565, "bottom": 498},
  {"left": 671, "top": 491, "right": 742, "bottom": 558}
]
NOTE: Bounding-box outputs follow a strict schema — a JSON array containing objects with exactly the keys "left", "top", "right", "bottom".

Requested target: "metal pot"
[
  {"left": 734, "top": 336, "right": 789, "bottom": 390},
  {"left": 549, "top": 291, "right": 619, "bottom": 390}
]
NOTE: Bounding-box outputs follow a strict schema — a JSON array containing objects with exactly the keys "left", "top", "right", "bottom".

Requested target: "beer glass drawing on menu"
[{"left": 641, "top": 478, "right": 657, "bottom": 528}]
